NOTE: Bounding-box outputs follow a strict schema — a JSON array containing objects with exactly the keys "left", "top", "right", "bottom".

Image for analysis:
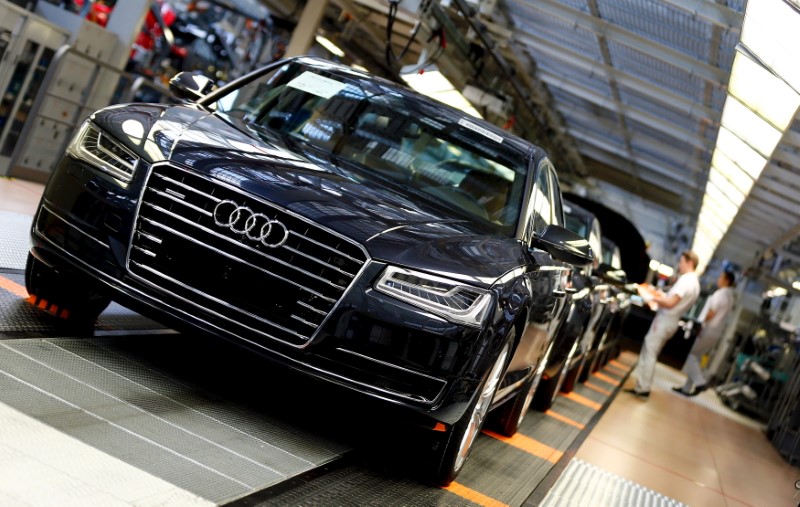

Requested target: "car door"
[{"left": 508, "top": 159, "right": 569, "bottom": 371}]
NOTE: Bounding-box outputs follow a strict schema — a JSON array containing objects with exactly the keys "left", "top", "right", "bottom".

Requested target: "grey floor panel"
[
  {"left": 54, "top": 337, "right": 350, "bottom": 460},
  {"left": 0, "top": 211, "right": 32, "bottom": 271},
  {"left": 0, "top": 338, "right": 351, "bottom": 503},
  {"left": 16, "top": 339, "right": 326, "bottom": 477},
  {"left": 0, "top": 370, "right": 248, "bottom": 503},
  {"left": 519, "top": 411, "right": 582, "bottom": 450}
]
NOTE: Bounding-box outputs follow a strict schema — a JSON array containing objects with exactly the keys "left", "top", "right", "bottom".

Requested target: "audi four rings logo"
[{"left": 213, "top": 200, "right": 289, "bottom": 248}]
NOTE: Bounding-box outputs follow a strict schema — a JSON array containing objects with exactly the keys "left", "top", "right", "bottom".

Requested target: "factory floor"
[{"left": 1, "top": 176, "right": 798, "bottom": 507}]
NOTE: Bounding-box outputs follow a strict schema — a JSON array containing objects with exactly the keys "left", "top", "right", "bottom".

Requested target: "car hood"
[{"left": 92, "top": 104, "right": 527, "bottom": 286}]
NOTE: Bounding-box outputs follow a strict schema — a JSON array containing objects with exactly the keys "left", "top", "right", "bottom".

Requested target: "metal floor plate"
[
  {"left": 0, "top": 334, "right": 351, "bottom": 504},
  {"left": 539, "top": 459, "right": 687, "bottom": 507}
]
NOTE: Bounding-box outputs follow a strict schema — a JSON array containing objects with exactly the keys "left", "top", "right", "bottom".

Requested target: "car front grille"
[{"left": 128, "top": 163, "right": 368, "bottom": 346}]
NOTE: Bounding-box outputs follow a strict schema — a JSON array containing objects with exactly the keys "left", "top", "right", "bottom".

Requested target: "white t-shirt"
[
  {"left": 698, "top": 286, "right": 735, "bottom": 337},
  {"left": 659, "top": 271, "right": 700, "bottom": 320}
]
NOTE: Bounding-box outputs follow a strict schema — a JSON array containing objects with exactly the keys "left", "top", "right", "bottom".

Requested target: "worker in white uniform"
[
  {"left": 625, "top": 250, "right": 701, "bottom": 398},
  {"left": 673, "top": 270, "right": 736, "bottom": 396}
]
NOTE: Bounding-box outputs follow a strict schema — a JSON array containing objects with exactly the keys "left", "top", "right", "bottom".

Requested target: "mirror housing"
[
  {"left": 169, "top": 72, "right": 216, "bottom": 102},
  {"left": 532, "top": 225, "right": 594, "bottom": 267}
]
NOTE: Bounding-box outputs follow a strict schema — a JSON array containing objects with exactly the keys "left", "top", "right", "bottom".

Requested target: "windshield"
[{"left": 210, "top": 61, "right": 530, "bottom": 236}]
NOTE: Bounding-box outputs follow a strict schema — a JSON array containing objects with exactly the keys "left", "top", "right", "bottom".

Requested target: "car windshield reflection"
[{"left": 211, "top": 62, "right": 528, "bottom": 236}]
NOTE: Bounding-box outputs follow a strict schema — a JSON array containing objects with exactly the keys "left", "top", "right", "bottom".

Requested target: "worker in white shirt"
[
  {"left": 673, "top": 270, "right": 736, "bottom": 396},
  {"left": 625, "top": 250, "right": 701, "bottom": 398}
]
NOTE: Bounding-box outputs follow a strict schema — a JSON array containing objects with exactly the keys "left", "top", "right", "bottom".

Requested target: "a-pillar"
[{"left": 284, "top": 0, "right": 328, "bottom": 57}]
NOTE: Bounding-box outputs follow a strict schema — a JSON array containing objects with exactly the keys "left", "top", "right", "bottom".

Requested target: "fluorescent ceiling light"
[
  {"left": 740, "top": 0, "right": 800, "bottom": 94},
  {"left": 705, "top": 181, "right": 739, "bottom": 217},
  {"left": 315, "top": 35, "right": 345, "bottom": 57},
  {"left": 720, "top": 96, "right": 783, "bottom": 158},
  {"left": 708, "top": 169, "right": 746, "bottom": 208},
  {"left": 698, "top": 199, "right": 732, "bottom": 232},
  {"left": 711, "top": 151, "right": 755, "bottom": 196},
  {"left": 714, "top": 128, "right": 767, "bottom": 180},
  {"left": 401, "top": 70, "right": 482, "bottom": 118},
  {"left": 648, "top": 259, "right": 661, "bottom": 271},
  {"left": 728, "top": 52, "right": 800, "bottom": 130}
]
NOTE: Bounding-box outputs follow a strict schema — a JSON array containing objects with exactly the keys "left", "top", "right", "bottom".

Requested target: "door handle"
[{"left": 553, "top": 289, "right": 566, "bottom": 298}]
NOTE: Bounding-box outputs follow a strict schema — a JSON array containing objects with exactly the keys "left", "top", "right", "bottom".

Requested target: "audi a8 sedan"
[{"left": 27, "top": 56, "right": 591, "bottom": 485}]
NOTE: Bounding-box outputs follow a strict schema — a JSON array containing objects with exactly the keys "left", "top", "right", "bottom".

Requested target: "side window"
[
  {"left": 547, "top": 166, "right": 564, "bottom": 227},
  {"left": 589, "top": 219, "right": 602, "bottom": 267},
  {"left": 530, "top": 163, "right": 552, "bottom": 234}
]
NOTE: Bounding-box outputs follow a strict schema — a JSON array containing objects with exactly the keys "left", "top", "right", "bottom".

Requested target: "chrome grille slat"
[
  {"left": 141, "top": 205, "right": 347, "bottom": 291},
  {"left": 149, "top": 188, "right": 213, "bottom": 217},
  {"left": 152, "top": 173, "right": 223, "bottom": 202},
  {"left": 129, "top": 164, "right": 368, "bottom": 346},
  {"left": 282, "top": 244, "right": 356, "bottom": 278},
  {"left": 140, "top": 215, "right": 338, "bottom": 303},
  {"left": 297, "top": 300, "right": 328, "bottom": 315},
  {"left": 130, "top": 260, "right": 308, "bottom": 340}
]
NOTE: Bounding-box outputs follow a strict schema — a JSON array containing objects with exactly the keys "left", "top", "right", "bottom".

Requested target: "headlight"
[
  {"left": 375, "top": 266, "right": 492, "bottom": 327},
  {"left": 67, "top": 121, "right": 139, "bottom": 183}
]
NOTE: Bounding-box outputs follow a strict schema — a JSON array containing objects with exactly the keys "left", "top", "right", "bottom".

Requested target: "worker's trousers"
[{"left": 634, "top": 314, "right": 680, "bottom": 393}]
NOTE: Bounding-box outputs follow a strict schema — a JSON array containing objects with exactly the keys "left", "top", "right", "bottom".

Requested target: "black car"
[
  {"left": 26, "top": 56, "right": 591, "bottom": 485},
  {"left": 532, "top": 199, "right": 604, "bottom": 409}
]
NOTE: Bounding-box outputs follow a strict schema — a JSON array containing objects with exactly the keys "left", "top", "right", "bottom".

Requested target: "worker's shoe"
[
  {"left": 672, "top": 386, "right": 690, "bottom": 395},
  {"left": 623, "top": 388, "right": 650, "bottom": 398},
  {"left": 687, "top": 384, "right": 707, "bottom": 397}
]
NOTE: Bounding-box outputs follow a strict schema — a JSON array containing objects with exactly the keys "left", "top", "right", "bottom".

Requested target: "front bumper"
[{"left": 31, "top": 156, "right": 493, "bottom": 426}]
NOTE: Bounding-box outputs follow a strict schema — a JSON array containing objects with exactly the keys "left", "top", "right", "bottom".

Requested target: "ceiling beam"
[
  {"left": 579, "top": 150, "right": 685, "bottom": 212},
  {"left": 570, "top": 130, "right": 703, "bottom": 191},
  {"left": 559, "top": 107, "right": 708, "bottom": 173},
  {"left": 515, "top": 32, "right": 719, "bottom": 123},
  {"left": 658, "top": 0, "right": 743, "bottom": 30},
  {"left": 506, "top": 0, "right": 729, "bottom": 87},
  {"left": 540, "top": 70, "right": 714, "bottom": 153}
]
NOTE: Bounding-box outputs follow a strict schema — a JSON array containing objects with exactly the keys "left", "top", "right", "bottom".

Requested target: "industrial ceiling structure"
[{"left": 261, "top": 0, "right": 800, "bottom": 293}]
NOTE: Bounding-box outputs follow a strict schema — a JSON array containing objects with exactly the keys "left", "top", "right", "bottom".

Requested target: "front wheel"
[
  {"left": 497, "top": 336, "right": 555, "bottom": 433},
  {"left": 25, "top": 253, "right": 110, "bottom": 325},
  {"left": 425, "top": 340, "right": 511, "bottom": 486}
]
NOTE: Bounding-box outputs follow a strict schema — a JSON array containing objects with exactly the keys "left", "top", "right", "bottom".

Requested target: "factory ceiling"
[{"left": 262, "top": 0, "right": 800, "bottom": 292}]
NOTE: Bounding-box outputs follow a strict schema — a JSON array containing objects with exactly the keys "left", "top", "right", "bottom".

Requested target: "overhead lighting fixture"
[
  {"left": 740, "top": 0, "right": 800, "bottom": 94},
  {"left": 720, "top": 96, "right": 783, "bottom": 158},
  {"left": 315, "top": 35, "right": 345, "bottom": 58},
  {"left": 728, "top": 53, "right": 800, "bottom": 130},
  {"left": 692, "top": 0, "right": 800, "bottom": 269},
  {"left": 401, "top": 68, "right": 483, "bottom": 118}
]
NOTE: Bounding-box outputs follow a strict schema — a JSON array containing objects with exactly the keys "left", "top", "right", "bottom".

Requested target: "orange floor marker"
[
  {"left": 545, "top": 409, "right": 585, "bottom": 429},
  {"left": 0, "top": 275, "right": 29, "bottom": 298},
  {"left": 593, "top": 372, "right": 621, "bottom": 386},
  {"left": 606, "top": 362, "right": 628, "bottom": 375},
  {"left": 482, "top": 430, "right": 563, "bottom": 463},
  {"left": 444, "top": 481, "right": 509, "bottom": 507},
  {"left": 563, "top": 391, "right": 602, "bottom": 411},
  {"left": 584, "top": 381, "right": 612, "bottom": 396},
  {"left": 610, "top": 359, "right": 632, "bottom": 371}
]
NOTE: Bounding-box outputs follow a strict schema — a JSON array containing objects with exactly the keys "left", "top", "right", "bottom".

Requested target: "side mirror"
[
  {"left": 532, "top": 224, "right": 593, "bottom": 267},
  {"left": 596, "top": 263, "right": 629, "bottom": 284},
  {"left": 169, "top": 72, "right": 216, "bottom": 102}
]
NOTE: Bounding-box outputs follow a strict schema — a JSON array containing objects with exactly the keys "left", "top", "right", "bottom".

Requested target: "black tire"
[
  {"left": 560, "top": 362, "right": 580, "bottom": 393},
  {"left": 425, "top": 339, "right": 512, "bottom": 486},
  {"left": 496, "top": 335, "right": 555, "bottom": 434},
  {"left": 533, "top": 338, "right": 580, "bottom": 411},
  {"left": 25, "top": 253, "right": 110, "bottom": 325}
]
